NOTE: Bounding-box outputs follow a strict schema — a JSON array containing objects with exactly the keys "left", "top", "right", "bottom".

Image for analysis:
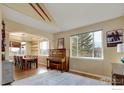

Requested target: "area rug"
[{"left": 12, "top": 70, "right": 110, "bottom": 85}]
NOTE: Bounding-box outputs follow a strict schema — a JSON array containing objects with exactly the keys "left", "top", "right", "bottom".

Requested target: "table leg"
[
  {"left": 47, "top": 59, "right": 49, "bottom": 69},
  {"left": 61, "top": 62, "right": 63, "bottom": 73},
  {"left": 29, "top": 61, "right": 31, "bottom": 69},
  {"left": 36, "top": 61, "right": 38, "bottom": 68}
]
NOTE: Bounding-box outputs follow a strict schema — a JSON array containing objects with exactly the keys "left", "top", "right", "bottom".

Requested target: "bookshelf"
[{"left": 31, "top": 41, "right": 39, "bottom": 55}]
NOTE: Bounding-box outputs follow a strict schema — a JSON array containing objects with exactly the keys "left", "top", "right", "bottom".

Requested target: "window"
[
  {"left": 9, "top": 47, "right": 21, "bottom": 56},
  {"left": 9, "top": 41, "right": 27, "bottom": 56},
  {"left": 40, "top": 40, "right": 49, "bottom": 56},
  {"left": 70, "top": 31, "right": 103, "bottom": 59}
]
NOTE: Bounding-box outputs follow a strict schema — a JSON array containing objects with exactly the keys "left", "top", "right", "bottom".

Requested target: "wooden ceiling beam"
[
  {"left": 36, "top": 3, "right": 51, "bottom": 22},
  {"left": 29, "top": 3, "right": 51, "bottom": 22},
  {"left": 29, "top": 3, "right": 46, "bottom": 21}
]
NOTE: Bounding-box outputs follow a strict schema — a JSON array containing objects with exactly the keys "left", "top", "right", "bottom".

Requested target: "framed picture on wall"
[
  {"left": 106, "top": 29, "right": 123, "bottom": 47},
  {"left": 58, "top": 38, "right": 64, "bottom": 49}
]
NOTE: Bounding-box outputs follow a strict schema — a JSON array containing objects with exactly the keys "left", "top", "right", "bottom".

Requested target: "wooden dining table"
[{"left": 23, "top": 57, "right": 38, "bottom": 69}]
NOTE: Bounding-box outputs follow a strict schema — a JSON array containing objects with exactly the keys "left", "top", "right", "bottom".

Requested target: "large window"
[
  {"left": 70, "top": 31, "right": 103, "bottom": 59},
  {"left": 39, "top": 40, "right": 49, "bottom": 56}
]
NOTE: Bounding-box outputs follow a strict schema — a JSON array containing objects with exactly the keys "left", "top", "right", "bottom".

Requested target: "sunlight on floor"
[{"left": 37, "top": 69, "right": 48, "bottom": 74}]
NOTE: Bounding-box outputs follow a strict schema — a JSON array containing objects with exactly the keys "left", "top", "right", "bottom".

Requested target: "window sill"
[{"left": 70, "top": 56, "right": 104, "bottom": 60}]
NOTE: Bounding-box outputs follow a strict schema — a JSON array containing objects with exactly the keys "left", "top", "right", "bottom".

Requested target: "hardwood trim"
[
  {"left": 29, "top": 3, "right": 51, "bottom": 22},
  {"left": 69, "top": 69, "right": 111, "bottom": 83},
  {"left": 36, "top": 3, "right": 51, "bottom": 22},
  {"left": 69, "top": 69, "right": 102, "bottom": 80},
  {"left": 29, "top": 3, "right": 45, "bottom": 21}
]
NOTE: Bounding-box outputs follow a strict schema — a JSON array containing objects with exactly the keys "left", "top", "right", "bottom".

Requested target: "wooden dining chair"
[
  {"left": 14, "top": 56, "right": 20, "bottom": 67},
  {"left": 30, "top": 56, "right": 38, "bottom": 68},
  {"left": 14, "top": 56, "right": 17, "bottom": 66},
  {"left": 18, "top": 56, "right": 25, "bottom": 70},
  {"left": 16, "top": 56, "right": 21, "bottom": 68}
]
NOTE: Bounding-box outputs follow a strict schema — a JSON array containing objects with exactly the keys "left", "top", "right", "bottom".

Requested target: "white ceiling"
[
  {"left": 45, "top": 3, "right": 124, "bottom": 32},
  {"left": 2, "top": 3, "right": 124, "bottom": 33},
  {"left": 2, "top": 5, "right": 60, "bottom": 33}
]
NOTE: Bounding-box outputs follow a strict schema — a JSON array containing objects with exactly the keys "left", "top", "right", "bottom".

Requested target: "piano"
[{"left": 46, "top": 49, "right": 69, "bottom": 72}]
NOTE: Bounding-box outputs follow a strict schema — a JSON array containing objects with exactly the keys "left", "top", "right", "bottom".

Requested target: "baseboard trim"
[
  {"left": 69, "top": 69, "right": 111, "bottom": 82},
  {"left": 39, "top": 63, "right": 46, "bottom": 66}
]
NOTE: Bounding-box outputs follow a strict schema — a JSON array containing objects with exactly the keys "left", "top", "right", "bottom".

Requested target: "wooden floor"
[{"left": 13, "top": 64, "right": 48, "bottom": 80}]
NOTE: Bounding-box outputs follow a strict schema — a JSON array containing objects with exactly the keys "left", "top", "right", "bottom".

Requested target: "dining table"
[{"left": 23, "top": 57, "right": 38, "bottom": 69}]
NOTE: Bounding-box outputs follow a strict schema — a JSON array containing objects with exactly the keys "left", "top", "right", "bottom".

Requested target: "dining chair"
[
  {"left": 14, "top": 56, "right": 20, "bottom": 67},
  {"left": 30, "top": 56, "right": 38, "bottom": 68},
  {"left": 14, "top": 56, "right": 17, "bottom": 66},
  {"left": 16, "top": 56, "right": 21, "bottom": 68},
  {"left": 18, "top": 56, "right": 25, "bottom": 70}
]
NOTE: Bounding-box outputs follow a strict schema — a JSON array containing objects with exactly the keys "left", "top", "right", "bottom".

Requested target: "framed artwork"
[
  {"left": 106, "top": 29, "right": 123, "bottom": 47},
  {"left": 58, "top": 38, "right": 64, "bottom": 49}
]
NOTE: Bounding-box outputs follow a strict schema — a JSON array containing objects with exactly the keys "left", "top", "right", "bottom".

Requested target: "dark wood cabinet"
[
  {"left": 112, "top": 63, "right": 124, "bottom": 85},
  {"left": 112, "top": 74, "right": 124, "bottom": 85}
]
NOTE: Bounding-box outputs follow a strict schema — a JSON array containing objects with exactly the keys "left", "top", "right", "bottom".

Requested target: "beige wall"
[
  {"left": 5, "top": 33, "right": 9, "bottom": 60},
  {"left": 38, "top": 56, "right": 47, "bottom": 65},
  {"left": 53, "top": 16, "right": 124, "bottom": 77},
  {"left": 26, "top": 41, "right": 31, "bottom": 55}
]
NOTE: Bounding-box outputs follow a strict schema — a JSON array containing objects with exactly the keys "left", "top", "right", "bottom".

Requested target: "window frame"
[
  {"left": 70, "top": 30, "right": 104, "bottom": 60},
  {"left": 39, "top": 40, "right": 49, "bottom": 56}
]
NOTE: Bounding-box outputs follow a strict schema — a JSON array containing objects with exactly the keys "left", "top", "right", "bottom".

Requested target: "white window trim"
[
  {"left": 70, "top": 56, "right": 104, "bottom": 60},
  {"left": 70, "top": 30, "right": 104, "bottom": 60}
]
